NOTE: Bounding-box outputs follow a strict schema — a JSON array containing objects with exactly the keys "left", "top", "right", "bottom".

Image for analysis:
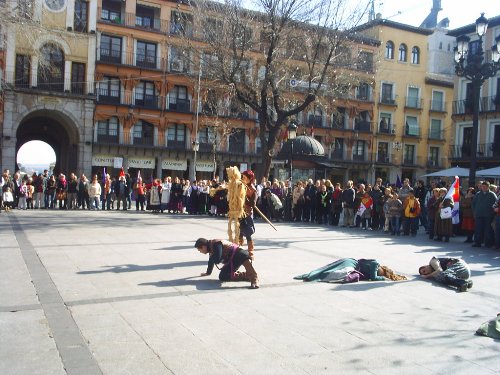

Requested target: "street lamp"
[
  {"left": 192, "top": 140, "right": 199, "bottom": 180},
  {"left": 287, "top": 120, "right": 297, "bottom": 184},
  {"left": 454, "top": 13, "right": 500, "bottom": 187}
]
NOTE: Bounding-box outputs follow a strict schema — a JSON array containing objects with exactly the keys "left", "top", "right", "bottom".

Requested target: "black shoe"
[
  {"left": 472, "top": 244, "right": 481, "bottom": 248},
  {"left": 458, "top": 282, "right": 468, "bottom": 293},
  {"left": 467, "top": 280, "right": 473, "bottom": 289}
]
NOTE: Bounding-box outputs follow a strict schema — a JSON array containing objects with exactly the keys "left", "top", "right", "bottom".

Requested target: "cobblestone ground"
[{"left": 1, "top": 210, "right": 499, "bottom": 375}]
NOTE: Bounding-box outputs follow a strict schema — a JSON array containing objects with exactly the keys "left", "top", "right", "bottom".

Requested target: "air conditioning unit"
[{"left": 170, "top": 60, "right": 184, "bottom": 72}]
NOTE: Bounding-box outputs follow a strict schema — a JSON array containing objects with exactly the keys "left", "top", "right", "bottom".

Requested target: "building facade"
[
  {"left": 2, "top": 0, "right": 97, "bottom": 175},
  {"left": 448, "top": 15, "right": 500, "bottom": 173},
  {"left": 355, "top": 18, "right": 454, "bottom": 184}
]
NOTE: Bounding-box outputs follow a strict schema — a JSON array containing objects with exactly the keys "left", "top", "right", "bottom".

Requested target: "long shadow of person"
[
  {"left": 77, "top": 261, "right": 206, "bottom": 274},
  {"left": 139, "top": 276, "right": 251, "bottom": 291}
]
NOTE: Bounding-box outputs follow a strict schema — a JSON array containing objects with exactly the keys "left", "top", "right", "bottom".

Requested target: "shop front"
[{"left": 161, "top": 158, "right": 188, "bottom": 180}]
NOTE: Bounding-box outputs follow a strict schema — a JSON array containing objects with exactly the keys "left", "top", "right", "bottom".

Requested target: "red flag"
[
  {"left": 119, "top": 167, "right": 125, "bottom": 178},
  {"left": 445, "top": 176, "right": 460, "bottom": 224}
]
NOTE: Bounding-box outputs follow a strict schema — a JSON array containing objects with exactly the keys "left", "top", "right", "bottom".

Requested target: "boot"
[
  {"left": 242, "top": 259, "right": 259, "bottom": 289},
  {"left": 443, "top": 275, "right": 468, "bottom": 292},
  {"left": 247, "top": 240, "right": 255, "bottom": 259},
  {"left": 238, "top": 237, "right": 245, "bottom": 246},
  {"left": 466, "top": 280, "right": 473, "bottom": 290}
]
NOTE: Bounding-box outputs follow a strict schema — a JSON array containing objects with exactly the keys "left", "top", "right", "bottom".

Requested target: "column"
[
  {"left": 5, "top": 25, "right": 16, "bottom": 84},
  {"left": 31, "top": 56, "right": 39, "bottom": 87},
  {"left": 87, "top": 36, "right": 96, "bottom": 94},
  {"left": 66, "top": 0, "right": 75, "bottom": 30},
  {"left": 64, "top": 60, "right": 72, "bottom": 91},
  {"left": 88, "top": 0, "right": 97, "bottom": 32}
]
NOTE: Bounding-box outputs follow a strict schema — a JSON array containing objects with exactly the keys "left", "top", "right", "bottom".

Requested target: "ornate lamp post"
[
  {"left": 287, "top": 120, "right": 297, "bottom": 184},
  {"left": 454, "top": 13, "right": 500, "bottom": 187}
]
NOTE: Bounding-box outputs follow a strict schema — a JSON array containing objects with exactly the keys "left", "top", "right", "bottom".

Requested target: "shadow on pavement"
[
  {"left": 77, "top": 261, "right": 206, "bottom": 274},
  {"left": 139, "top": 276, "right": 250, "bottom": 290}
]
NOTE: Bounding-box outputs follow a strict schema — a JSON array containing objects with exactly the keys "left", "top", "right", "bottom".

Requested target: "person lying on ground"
[
  {"left": 418, "top": 256, "right": 473, "bottom": 292},
  {"left": 194, "top": 238, "right": 259, "bottom": 289},
  {"left": 294, "top": 258, "right": 407, "bottom": 283}
]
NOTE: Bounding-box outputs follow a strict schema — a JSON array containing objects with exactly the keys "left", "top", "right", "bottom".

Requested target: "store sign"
[
  {"left": 128, "top": 158, "right": 155, "bottom": 168},
  {"left": 162, "top": 158, "right": 187, "bottom": 170},
  {"left": 92, "top": 155, "right": 115, "bottom": 167},
  {"left": 196, "top": 161, "right": 215, "bottom": 172}
]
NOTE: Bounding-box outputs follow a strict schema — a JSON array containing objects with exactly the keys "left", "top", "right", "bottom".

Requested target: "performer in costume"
[
  {"left": 195, "top": 238, "right": 259, "bottom": 289},
  {"left": 240, "top": 170, "right": 257, "bottom": 259}
]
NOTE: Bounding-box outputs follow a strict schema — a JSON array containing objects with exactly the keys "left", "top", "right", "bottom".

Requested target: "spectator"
[
  {"left": 387, "top": 192, "right": 403, "bottom": 236},
  {"left": 88, "top": 175, "right": 102, "bottom": 210},
  {"left": 494, "top": 195, "right": 500, "bottom": 250},
  {"left": 426, "top": 188, "right": 439, "bottom": 240},
  {"left": 434, "top": 188, "right": 453, "bottom": 242},
  {"left": 461, "top": 187, "right": 475, "bottom": 243},
  {"left": 472, "top": 181, "right": 497, "bottom": 248},
  {"left": 402, "top": 190, "right": 421, "bottom": 236},
  {"left": 341, "top": 180, "right": 356, "bottom": 227}
]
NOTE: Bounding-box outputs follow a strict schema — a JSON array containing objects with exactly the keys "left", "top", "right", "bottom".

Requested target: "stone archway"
[{"left": 16, "top": 110, "right": 80, "bottom": 175}]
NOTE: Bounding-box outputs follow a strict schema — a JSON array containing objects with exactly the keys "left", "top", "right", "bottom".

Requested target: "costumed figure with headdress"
[
  {"left": 226, "top": 166, "right": 246, "bottom": 243},
  {"left": 240, "top": 170, "right": 257, "bottom": 258}
]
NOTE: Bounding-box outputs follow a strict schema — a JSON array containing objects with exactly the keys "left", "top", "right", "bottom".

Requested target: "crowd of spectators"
[{"left": 1, "top": 168, "right": 499, "bottom": 250}]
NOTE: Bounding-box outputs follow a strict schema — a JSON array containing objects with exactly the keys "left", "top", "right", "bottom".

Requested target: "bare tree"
[{"left": 186, "top": 0, "right": 371, "bottom": 179}]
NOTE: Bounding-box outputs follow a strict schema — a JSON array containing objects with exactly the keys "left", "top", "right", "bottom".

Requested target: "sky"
[{"left": 368, "top": 0, "right": 499, "bottom": 29}]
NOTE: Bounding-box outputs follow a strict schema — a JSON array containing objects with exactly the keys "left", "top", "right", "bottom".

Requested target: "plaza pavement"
[{"left": 0, "top": 209, "right": 499, "bottom": 375}]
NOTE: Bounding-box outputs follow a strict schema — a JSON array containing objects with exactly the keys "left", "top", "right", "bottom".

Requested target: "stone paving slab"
[{"left": 1, "top": 210, "right": 499, "bottom": 374}]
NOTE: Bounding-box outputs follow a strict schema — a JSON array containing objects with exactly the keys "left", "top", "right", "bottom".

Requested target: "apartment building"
[{"left": 355, "top": 18, "right": 454, "bottom": 184}]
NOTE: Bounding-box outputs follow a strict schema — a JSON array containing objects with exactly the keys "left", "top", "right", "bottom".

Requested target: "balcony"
[
  {"left": 7, "top": 79, "right": 92, "bottom": 96},
  {"left": 133, "top": 94, "right": 161, "bottom": 109},
  {"left": 330, "top": 149, "right": 344, "bottom": 160},
  {"left": 352, "top": 153, "right": 368, "bottom": 162},
  {"left": 375, "top": 153, "right": 391, "bottom": 164},
  {"left": 428, "top": 129, "right": 444, "bottom": 141},
  {"left": 96, "top": 88, "right": 121, "bottom": 104},
  {"left": 98, "top": 49, "right": 165, "bottom": 70},
  {"left": 377, "top": 123, "right": 396, "bottom": 135},
  {"left": 453, "top": 96, "right": 500, "bottom": 115},
  {"left": 450, "top": 143, "right": 500, "bottom": 159},
  {"left": 96, "top": 133, "right": 119, "bottom": 144},
  {"left": 379, "top": 96, "right": 397, "bottom": 106},
  {"left": 402, "top": 156, "right": 423, "bottom": 167},
  {"left": 353, "top": 120, "right": 372, "bottom": 133},
  {"left": 405, "top": 97, "right": 423, "bottom": 109},
  {"left": 330, "top": 118, "right": 346, "bottom": 130},
  {"left": 308, "top": 115, "right": 323, "bottom": 127},
  {"left": 404, "top": 124, "right": 420, "bottom": 137},
  {"left": 355, "top": 92, "right": 373, "bottom": 102},
  {"left": 168, "top": 98, "right": 191, "bottom": 113},
  {"left": 430, "top": 100, "right": 446, "bottom": 112},
  {"left": 426, "top": 158, "right": 446, "bottom": 169}
]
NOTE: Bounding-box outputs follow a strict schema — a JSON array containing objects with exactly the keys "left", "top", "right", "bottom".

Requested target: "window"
[
  {"left": 385, "top": 41, "right": 394, "bottom": 59},
  {"left": 170, "top": 11, "right": 193, "bottom": 37},
  {"left": 431, "top": 91, "right": 444, "bottom": 111},
  {"left": 74, "top": 0, "right": 88, "bottom": 32},
  {"left": 403, "top": 144, "right": 415, "bottom": 164},
  {"left": 407, "top": 87, "right": 420, "bottom": 108},
  {"left": 15, "top": 54, "right": 30, "bottom": 87},
  {"left": 38, "top": 44, "right": 64, "bottom": 92},
  {"left": 308, "top": 107, "right": 323, "bottom": 127},
  {"left": 379, "top": 112, "right": 392, "bottom": 133},
  {"left": 429, "top": 147, "right": 439, "bottom": 167},
  {"left": 71, "top": 62, "right": 85, "bottom": 94},
  {"left": 133, "top": 120, "right": 154, "bottom": 146},
  {"left": 357, "top": 51, "right": 373, "bottom": 72},
  {"left": 97, "top": 117, "right": 119, "bottom": 143},
  {"left": 377, "top": 142, "right": 389, "bottom": 163},
  {"left": 357, "top": 82, "right": 370, "bottom": 100},
  {"left": 405, "top": 116, "right": 419, "bottom": 136},
  {"left": 429, "top": 119, "right": 442, "bottom": 139},
  {"left": 228, "top": 129, "right": 245, "bottom": 153},
  {"left": 168, "top": 86, "right": 190, "bottom": 112},
  {"left": 331, "top": 108, "right": 346, "bottom": 129},
  {"left": 18, "top": 0, "right": 33, "bottom": 18},
  {"left": 398, "top": 43, "right": 407, "bottom": 62},
  {"left": 98, "top": 76, "right": 120, "bottom": 103},
  {"left": 167, "top": 124, "right": 186, "bottom": 148},
  {"left": 332, "top": 138, "right": 344, "bottom": 159},
  {"left": 100, "top": 35, "right": 121, "bottom": 63},
  {"left": 135, "top": 81, "right": 156, "bottom": 108},
  {"left": 381, "top": 83, "right": 394, "bottom": 104},
  {"left": 411, "top": 46, "right": 420, "bottom": 64},
  {"left": 136, "top": 5, "right": 157, "bottom": 30},
  {"left": 353, "top": 140, "right": 366, "bottom": 161},
  {"left": 136, "top": 41, "right": 157, "bottom": 69},
  {"left": 199, "top": 127, "right": 215, "bottom": 144},
  {"left": 101, "top": 0, "right": 121, "bottom": 23},
  {"left": 203, "top": 18, "right": 223, "bottom": 43},
  {"left": 234, "top": 25, "right": 253, "bottom": 49},
  {"left": 169, "top": 46, "right": 188, "bottom": 72}
]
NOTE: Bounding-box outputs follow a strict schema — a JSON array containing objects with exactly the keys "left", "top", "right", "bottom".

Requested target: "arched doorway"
[{"left": 16, "top": 110, "right": 80, "bottom": 175}]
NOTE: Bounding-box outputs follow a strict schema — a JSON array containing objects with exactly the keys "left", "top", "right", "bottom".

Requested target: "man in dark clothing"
[
  {"left": 369, "top": 184, "right": 383, "bottom": 230},
  {"left": 341, "top": 180, "right": 356, "bottom": 227},
  {"left": 414, "top": 180, "right": 428, "bottom": 231},
  {"left": 114, "top": 176, "right": 129, "bottom": 210},
  {"left": 472, "top": 181, "right": 497, "bottom": 248},
  {"left": 303, "top": 179, "right": 316, "bottom": 222}
]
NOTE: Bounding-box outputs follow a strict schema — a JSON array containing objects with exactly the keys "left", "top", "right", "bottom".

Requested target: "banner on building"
[
  {"left": 128, "top": 158, "right": 155, "bottom": 169},
  {"left": 162, "top": 158, "right": 187, "bottom": 171},
  {"left": 196, "top": 161, "right": 215, "bottom": 172},
  {"left": 92, "top": 155, "right": 115, "bottom": 167},
  {"left": 113, "top": 157, "right": 123, "bottom": 169}
]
